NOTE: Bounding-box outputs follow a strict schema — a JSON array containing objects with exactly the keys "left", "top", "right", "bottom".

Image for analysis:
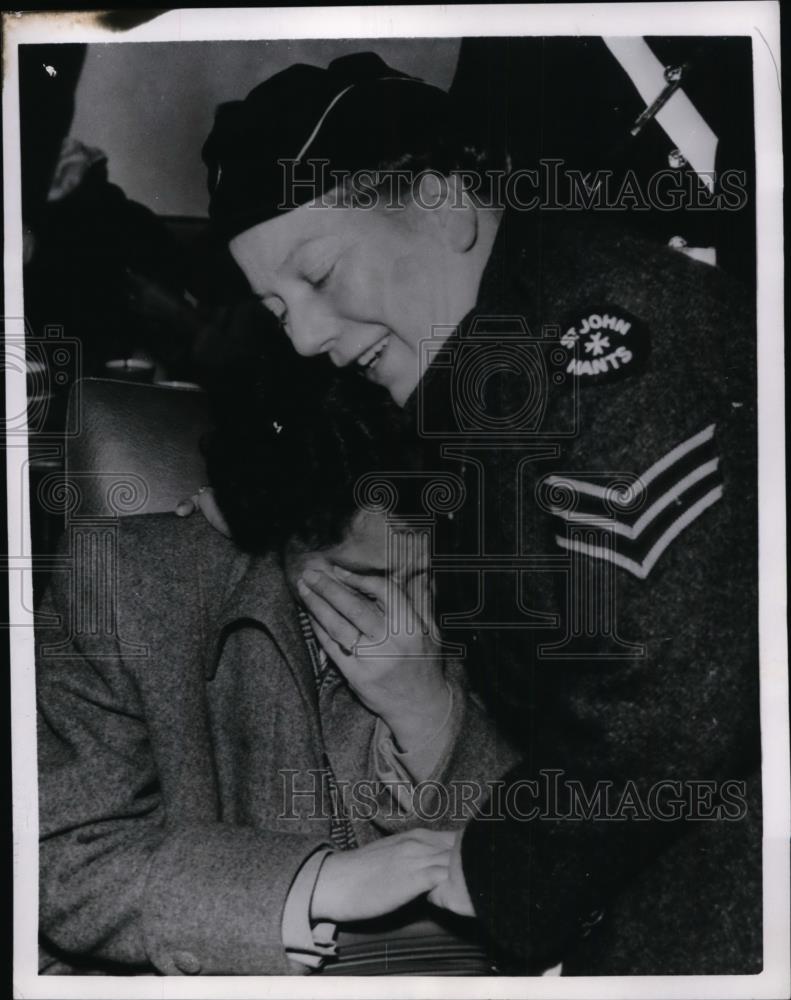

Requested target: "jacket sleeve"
[
  {"left": 461, "top": 565, "right": 761, "bottom": 972},
  {"left": 37, "top": 529, "right": 331, "bottom": 975},
  {"left": 369, "top": 658, "right": 523, "bottom": 833},
  {"left": 458, "top": 261, "right": 761, "bottom": 971}
]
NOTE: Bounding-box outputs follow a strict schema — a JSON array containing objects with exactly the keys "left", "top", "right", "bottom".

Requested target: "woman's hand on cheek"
[{"left": 297, "top": 566, "right": 449, "bottom": 751}]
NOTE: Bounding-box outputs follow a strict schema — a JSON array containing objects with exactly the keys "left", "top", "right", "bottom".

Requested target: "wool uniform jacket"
[
  {"left": 36, "top": 513, "right": 514, "bottom": 975},
  {"left": 406, "top": 210, "right": 762, "bottom": 975}
]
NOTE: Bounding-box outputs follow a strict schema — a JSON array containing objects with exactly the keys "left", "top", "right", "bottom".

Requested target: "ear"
[{"left": 413, "top": 172, "right": 478, "bottom": 254}]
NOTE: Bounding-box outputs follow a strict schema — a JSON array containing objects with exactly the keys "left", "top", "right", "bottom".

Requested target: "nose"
[{"left": 284, "top": 299, "right": 337, "bottom": 357}]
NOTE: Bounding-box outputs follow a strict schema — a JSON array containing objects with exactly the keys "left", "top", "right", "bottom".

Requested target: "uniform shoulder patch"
[
  {"left": 554, "top": 302, "right": 651, "bottom": 385},
  {"left": 540, "top": 424, "right": 723, "bottom": 580}
]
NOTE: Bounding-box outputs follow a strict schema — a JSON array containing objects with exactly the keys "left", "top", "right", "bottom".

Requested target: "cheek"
[
  {"left": 391, "top": 253, "right": 425, "bottom": 288},
  {"left": 380, "top": 254, "right": 435, "bottom": 343},
  {"left": 339, "top": 265, "right": 383, "bottom": 315},
  {"left": 404, "top": 573, "right": 432, "bottom": 615},
  {"left": 334, "top": 231, "right": 436, "bottom": 343}
]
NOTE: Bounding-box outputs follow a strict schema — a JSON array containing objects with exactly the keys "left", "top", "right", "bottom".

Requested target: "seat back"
[{"left": 64, "top": 378, "right": 209, "bottom": 517}]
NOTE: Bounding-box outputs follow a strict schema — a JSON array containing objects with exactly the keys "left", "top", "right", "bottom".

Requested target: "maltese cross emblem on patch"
[{"left": 555, "top": 303, "right": 651, "bottom": 385}]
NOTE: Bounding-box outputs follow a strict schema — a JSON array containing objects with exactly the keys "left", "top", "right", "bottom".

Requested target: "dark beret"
[{"left": 202, "top": 52, "right": 454, "bottom": 238}]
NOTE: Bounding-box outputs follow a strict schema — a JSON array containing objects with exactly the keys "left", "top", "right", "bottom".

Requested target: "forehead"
[
  {"left": 324, "top": 511, "right": 390, "bottom": 570},
  {"left": 325, "top": 511, "right": 427, "bottom": 573},
  {"left": 229, "top": 197, "right": 390, "bottom": 276}
]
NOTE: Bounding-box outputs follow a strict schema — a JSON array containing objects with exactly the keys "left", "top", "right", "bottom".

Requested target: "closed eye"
[{"left": 305, "top": 261, "right": 336, "bottom": 291}]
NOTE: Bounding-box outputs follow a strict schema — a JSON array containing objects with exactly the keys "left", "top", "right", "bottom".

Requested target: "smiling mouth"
[{"left": 355, "top": 334, "right": 390, "bottom": 374}]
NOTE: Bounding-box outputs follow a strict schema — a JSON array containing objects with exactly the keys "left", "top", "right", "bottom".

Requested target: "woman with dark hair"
[
  {"left": 200, "top": 332, "right": 520, "bottom": 974},
  {"left": 36, "top": 301, "right": 515, "bottom": 975},
  {"left": 191, "top": 50, "right": 760, "bottom": 976},
  {"left": 202, "top": 324, "right": 414, "bottom": 555}
]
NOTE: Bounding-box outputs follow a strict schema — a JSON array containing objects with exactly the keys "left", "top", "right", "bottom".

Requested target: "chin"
[{"left": 385, "top": 375, "right": 415, "bottom": 408}]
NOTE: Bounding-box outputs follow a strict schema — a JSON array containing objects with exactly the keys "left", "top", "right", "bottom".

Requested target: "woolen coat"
[{"left": 36, "top": 512, "right": 512, "bottom": 975}]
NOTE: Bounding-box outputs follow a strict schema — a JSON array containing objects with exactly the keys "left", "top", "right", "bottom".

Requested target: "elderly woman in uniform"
[{"left": 191, "top": 52, "right": 761, "bottom": 975}]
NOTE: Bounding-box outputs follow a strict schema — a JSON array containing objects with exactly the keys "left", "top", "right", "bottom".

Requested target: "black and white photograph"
[{"left": 3, "top": 4, "right": 788, "bottom": 997}]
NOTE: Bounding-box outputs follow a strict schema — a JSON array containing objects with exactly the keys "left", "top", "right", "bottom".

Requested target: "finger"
[
  {"left": 334, "top": 569, "right": 413, "bottom": 628},
  {"left": 194, "top": 487, "right": 231, "bottom": 537},
  {"left": 334, "top": 567, "right": 428, "bottom": 641},
  {"left": 333, "top": 567, "right": 389, "bottom": 605},
  {"left": 426, "top": 881, "right": 449, "bottom": 908},
  {"left": 297, "top": 579, "right": 360, "bottom": 656},
  {"left": 302, "top": 569, "right": 383, "bottom": 640},
  {"left": 311, "top": 619, "right": 362, "bottom": 682},
  {"left": 310, "top": 618, "right": 369, "bottom": 690},
  {"left": 401, "top": 828, "right": 456, "bottom": 848},
  {"left": 175, "top": 497, "right": 197, "bottom": 518},
  {"left": 399, "top": 841, "right": 453, "bottom": 863},
  {"left": 416, "top": 849, "right": 452, "bottom": 868},
  {"left": 415, "top": 864, "right": 453, "bottom": 893},
  {"left": 427, "top": 879, "right": 476, "bottom": 917},
  {"left": 298, "top": 582, "right": 361, "bottom": 651},
  {"left": 400, "top": 826, "right": 457, "bottom": 844}
]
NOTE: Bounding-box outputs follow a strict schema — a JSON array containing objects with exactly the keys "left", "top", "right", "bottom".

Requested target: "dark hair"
[{"left": 202, "top": 312, "right": 417, "bottom": 554}]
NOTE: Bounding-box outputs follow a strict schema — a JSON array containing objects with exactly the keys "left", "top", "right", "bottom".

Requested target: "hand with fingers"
[
  {"left": 174, "top": 485, "right": 231, "bottom": 537},
  {"left": 426, "top": 829, "right": 476, "bottom": 918},
  {"left": 311, "top": 829, "right": 457, "bottom": 923},
  {"left": 296, "top": 564, "right": 449, "bottom": 752}
]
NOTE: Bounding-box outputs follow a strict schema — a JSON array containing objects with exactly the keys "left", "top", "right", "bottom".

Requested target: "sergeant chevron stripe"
[
  {"left": 545, "top": 424, "right": 716, "bottom": 502},
  {"left": 547, "top": 424, "right": 723, "bottom": 580}
]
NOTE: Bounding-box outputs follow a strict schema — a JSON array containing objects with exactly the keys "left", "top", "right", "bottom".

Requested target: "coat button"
[{"left": 172, "top": 950, "right": 202, "bottom": 974}]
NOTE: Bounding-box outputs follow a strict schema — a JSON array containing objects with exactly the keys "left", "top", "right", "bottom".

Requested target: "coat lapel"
[{"left": 201, "top": 547, "right": 323, "bottom": 756}]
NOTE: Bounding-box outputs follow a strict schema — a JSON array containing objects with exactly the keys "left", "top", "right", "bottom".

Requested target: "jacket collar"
[
  {"left": 201, "top": 547, "right": 317, "bottom": 712},
  {"left": 403, "top": 208, "right": 537, "bottom": 421}
]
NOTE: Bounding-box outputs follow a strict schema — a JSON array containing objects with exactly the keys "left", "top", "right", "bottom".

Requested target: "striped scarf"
[{"left": 297, "top": 607, "right": 357, "bottom": 850}]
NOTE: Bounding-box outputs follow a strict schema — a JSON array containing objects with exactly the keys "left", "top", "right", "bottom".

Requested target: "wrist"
[
  {"left": 387, "top": 680, "right": 453, "bottom": 753},
  {"left": 309, "top": 852, "right": 338, "bottom": 923}
]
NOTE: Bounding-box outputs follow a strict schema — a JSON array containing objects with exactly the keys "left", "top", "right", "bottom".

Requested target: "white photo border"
[{"left": 3, "top": 4, "right": 787, "bottom": 998}]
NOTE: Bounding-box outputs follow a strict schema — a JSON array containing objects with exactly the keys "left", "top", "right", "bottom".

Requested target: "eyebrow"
[
  {"left": 285, "top": 236, "right": 316, "bottom": 262},
  {"left": 253, "top": 237, "right": 319, "bottom": 294},
  {"left": 285, "top": 234, "right": 341, "bottom": 269}
]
